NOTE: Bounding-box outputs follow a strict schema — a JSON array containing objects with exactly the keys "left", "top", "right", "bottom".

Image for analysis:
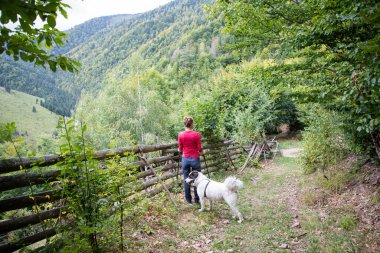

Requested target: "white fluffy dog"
[{"left": 185, "top": 171, "right": 244, "bottom": 223}]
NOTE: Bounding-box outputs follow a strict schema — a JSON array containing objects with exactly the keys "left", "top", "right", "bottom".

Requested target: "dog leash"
[
  {"left": 176, "top": 152, "right": 182, "bottom": 186},
  {"left": 202, "top": 153, "right": 211, "bottom": 179}
]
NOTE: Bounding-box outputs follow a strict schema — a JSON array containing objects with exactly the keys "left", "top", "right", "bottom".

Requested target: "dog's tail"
[{"left": 224, "top": 176, "right": 243, "bottom": 192}]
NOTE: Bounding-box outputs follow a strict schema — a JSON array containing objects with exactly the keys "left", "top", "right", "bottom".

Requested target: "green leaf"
[
  {"left": 59, "top": 61, "right": 67, "bottom": 71},
  {"left": 28, "top": 54, "right": 35, "bottom": 62},
  {"left": 48, "top": 60, "right": 57, "bottom": 72},
  {"left": 19, "top": 52, "right": 27, "bottom": 61},
  {"left": 47, "top": 15, "right": 56, "bottom": 28},
  {"left": 19, "top": 20, "right": 32, "bottom": 34},
  {"left": 68, "top": 126, "right": 75, "bottom": 133},
  {"left": 59, "top": 6, "right": 68, "bottom": 19}
]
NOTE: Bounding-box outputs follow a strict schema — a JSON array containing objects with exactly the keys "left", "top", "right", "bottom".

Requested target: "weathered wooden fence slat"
[
  {"left": 0, "top": 170, "right": 62, "bottom": 191},
  {"left": 0, "top": 143, "right": 178, "bottom": 174},
  {"left": 0, "top": 228, "right": 57, "bottom": 252},
  {"left": 0, "top": 190, "right": 61, "bottom": 212},
  {"left": 0, "top": 207, "right": 66, "bottom": 234}
]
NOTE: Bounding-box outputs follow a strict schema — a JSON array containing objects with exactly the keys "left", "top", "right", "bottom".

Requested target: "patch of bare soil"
[
  {"left": 281, "top": 148, "right": 303, "bottom": 157},
  {"left": 281, "top": 184, "right": 307, "bottom": 253}
]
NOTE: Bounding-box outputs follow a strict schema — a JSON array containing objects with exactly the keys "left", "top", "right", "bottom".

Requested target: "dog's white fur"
[{"left": 186, "top": 172, "right": 244, "bottom": 223}]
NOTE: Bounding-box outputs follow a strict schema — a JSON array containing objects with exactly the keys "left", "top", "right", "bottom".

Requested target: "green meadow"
[{"left": 0, "top": 87, "right": 59, "bottom": 139}]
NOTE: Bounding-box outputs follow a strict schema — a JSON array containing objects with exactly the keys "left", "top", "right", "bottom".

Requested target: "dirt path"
[
  {"left": 277, "top": 149, "right": 305, "bottom": 252},
  {"left": 281, "top": 148, "right": 303, "bottom": 157}
]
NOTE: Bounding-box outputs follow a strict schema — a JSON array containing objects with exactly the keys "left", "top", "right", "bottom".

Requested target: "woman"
[{"left": 178, "top": 116, "right": 203, "bottom": 205}]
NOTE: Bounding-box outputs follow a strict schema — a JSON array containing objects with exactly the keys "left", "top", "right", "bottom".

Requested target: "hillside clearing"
[
  {"left": 0, "top": 87, "right": 58, "bottom": 139},
  {"left": 120, "top": 142, "right": 379, "bottom": 252}
]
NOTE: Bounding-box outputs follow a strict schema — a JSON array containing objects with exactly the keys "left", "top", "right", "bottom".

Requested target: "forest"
[{"left": 0, "top": 0, "right": 379, "bottom": 252}]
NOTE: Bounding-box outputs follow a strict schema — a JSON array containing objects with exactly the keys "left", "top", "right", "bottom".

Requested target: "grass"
[{"left": 0, "top": 87, "right": 59, "bottom": 139}]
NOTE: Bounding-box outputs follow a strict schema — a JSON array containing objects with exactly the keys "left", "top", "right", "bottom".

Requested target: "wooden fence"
[{"left": 0, "top": 140, "right": 245, "bottom": 252}]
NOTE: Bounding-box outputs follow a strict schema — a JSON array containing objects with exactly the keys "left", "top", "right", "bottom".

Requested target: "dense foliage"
[
  {"left": 210, "top": 0, "right": 380, "bottom": 159},
  {"left": 0, "top": 0, "right": 80, "bottom": 72}
]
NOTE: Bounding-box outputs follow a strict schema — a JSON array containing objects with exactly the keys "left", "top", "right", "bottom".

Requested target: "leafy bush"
[
  {"left": 183, "top": 95, "right": 224, "bottom": 139},
  {"left": 57, "top": 117, "right": 139, "bottom": 252},
  {"left": 196, "top": 61, "right": 289, "bottom": 142},
  {"left": 299, "top": 105, "right": 350, "bottom": 174},
  {"left": 233, "top": 86, "right": 275, "bottom": 143}
]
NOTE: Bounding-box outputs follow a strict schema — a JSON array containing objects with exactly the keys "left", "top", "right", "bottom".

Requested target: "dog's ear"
[{"left": 191, "top": 171, "right": 199, "bottom": 178}]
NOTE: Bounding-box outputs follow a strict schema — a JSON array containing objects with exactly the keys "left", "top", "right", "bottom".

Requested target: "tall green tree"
[
  {"left": 0, "top": 0, "right": 80, "bottom": 72},
  {"left": 210, "top": 0, "right": 380, "bottom": 158}
]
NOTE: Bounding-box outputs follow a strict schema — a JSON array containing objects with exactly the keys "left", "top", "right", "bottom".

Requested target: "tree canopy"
[
  {"left": 209, "top": 0, "right": 380, "bottom": 158},
  {"left": 0, "top": 0, "right": 80, "bottom": 72}
]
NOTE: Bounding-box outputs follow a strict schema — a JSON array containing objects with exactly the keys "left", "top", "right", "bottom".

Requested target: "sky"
[{"left": 56, "top": 0, "right": 174, "bottom": 30}]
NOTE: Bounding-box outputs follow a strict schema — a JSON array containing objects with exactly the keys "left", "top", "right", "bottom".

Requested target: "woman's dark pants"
[{"left": 182, "top": 157, "right": 201, "bottom": 203}]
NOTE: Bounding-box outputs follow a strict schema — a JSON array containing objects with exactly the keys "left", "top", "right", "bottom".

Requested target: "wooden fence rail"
[{"left": 0, "top": 140, "right": 243, "bottom": 252}]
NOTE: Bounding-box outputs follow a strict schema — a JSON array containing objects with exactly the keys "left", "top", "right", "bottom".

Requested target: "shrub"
[
  {"left": 233, "top": 86, "right": 274, "bottom": 143},
  {"left": 183, "top": 95, "right": 224, "bottom": 139},
  {"left": 299, "top": 105, "right": 350, "bottom": 174}
]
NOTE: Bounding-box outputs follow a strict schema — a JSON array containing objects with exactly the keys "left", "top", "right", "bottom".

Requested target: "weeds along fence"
[{"left": 0, "top": 139, "right": 244, "bottom": 252}]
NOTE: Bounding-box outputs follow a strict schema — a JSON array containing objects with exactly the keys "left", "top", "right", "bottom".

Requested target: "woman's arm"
[
  {"left": 178, "top": 133, "right": 183, "bottom": 152},
  {"left": 197, "top": 133, "right": 203, "bottom": 154}
]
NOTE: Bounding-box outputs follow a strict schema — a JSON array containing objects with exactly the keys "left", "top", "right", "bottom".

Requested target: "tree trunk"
[{"left": 371, "top": 131, "right": 380, "bottom": 160}]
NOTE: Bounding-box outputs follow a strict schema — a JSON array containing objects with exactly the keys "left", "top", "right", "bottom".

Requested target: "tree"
[
  {"left": 210, "top": 0, "right": 380, "bottom": 159},
  {"left": 0, "top": 0, "right": 80, "bottom": 72}
]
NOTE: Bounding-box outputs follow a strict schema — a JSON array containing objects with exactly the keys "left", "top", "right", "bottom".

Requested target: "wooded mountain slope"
[{"left": 0, "top": 0, "right": 231, "bottom": 117}]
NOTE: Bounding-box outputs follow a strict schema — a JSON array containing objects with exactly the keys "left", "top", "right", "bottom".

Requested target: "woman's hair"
[{"left": 183, "top": 116, "right": 194, "bottom": 128}]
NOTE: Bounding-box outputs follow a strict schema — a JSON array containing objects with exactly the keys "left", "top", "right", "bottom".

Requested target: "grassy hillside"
[{"left": 0, "top": 87, "right": 59, "bottom": 139}]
